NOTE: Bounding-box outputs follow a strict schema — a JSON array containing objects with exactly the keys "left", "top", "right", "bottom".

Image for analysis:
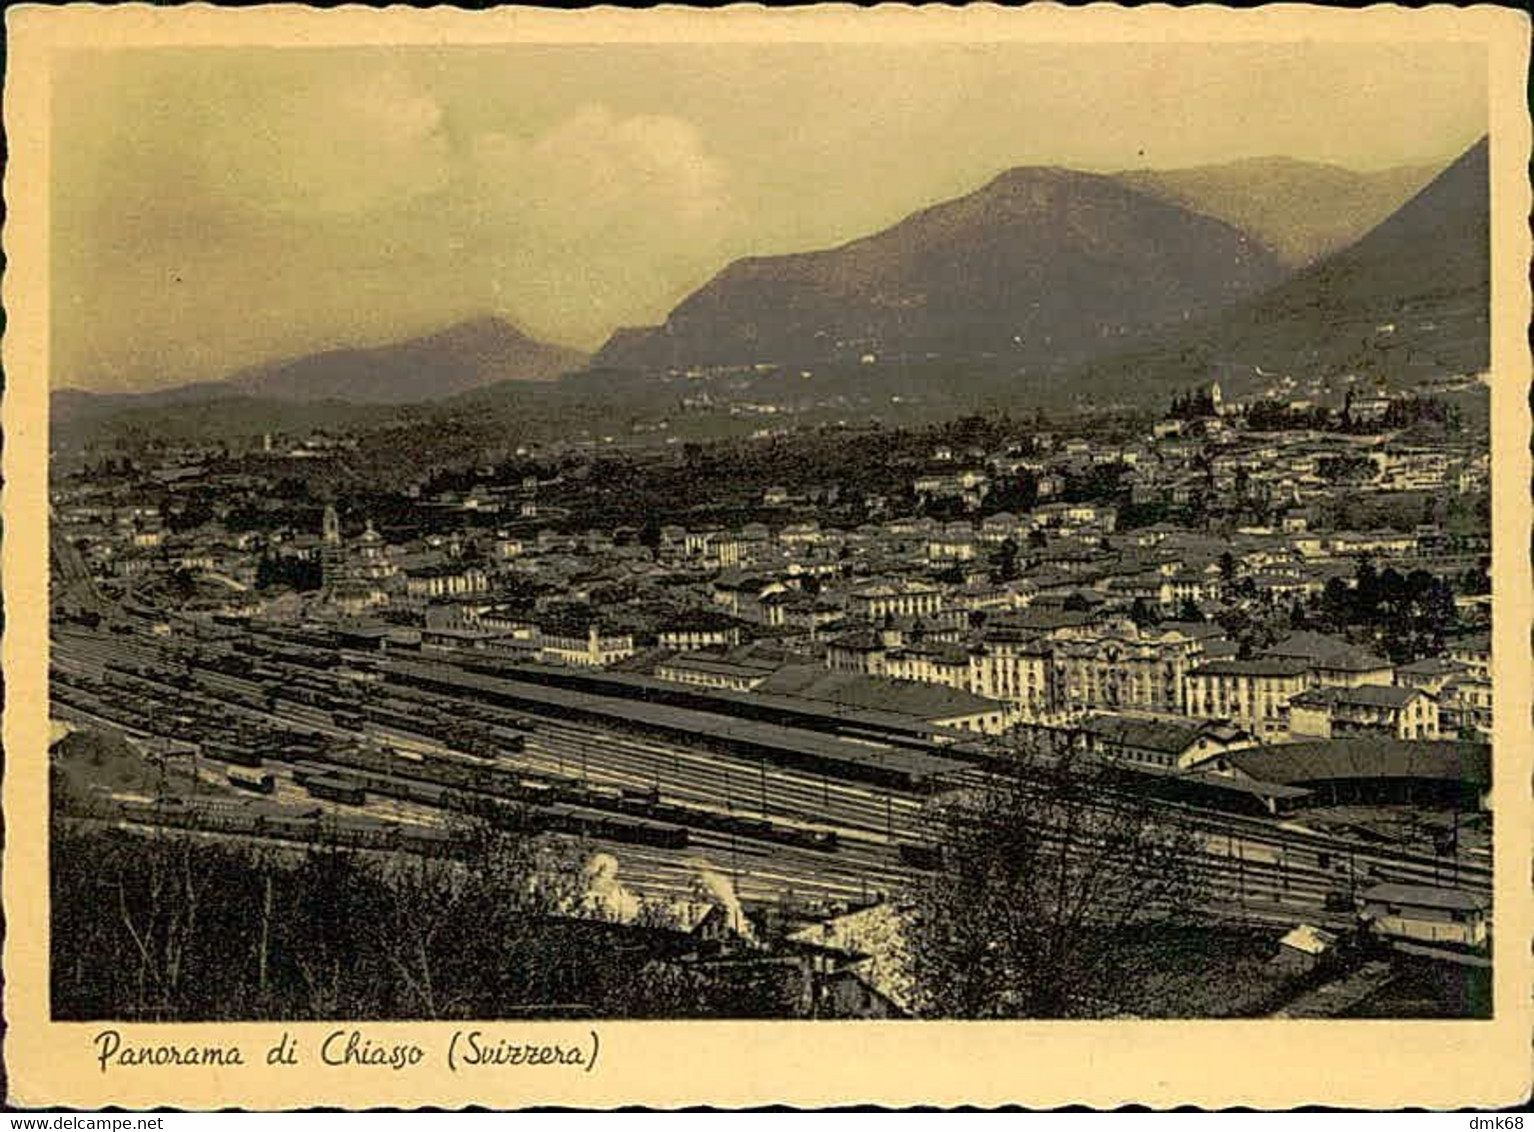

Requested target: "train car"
[
  {"left": 898, "top": 842, "right": 944, "bottom": 871},
  {"left": 620, "top": 784, "right": 660, "bottom": 807},
  {"left": 302, "top": 775, "right": 367, "bottom": 807},
  {"left": 281, "top": 734, "right": 327, "bottom": 759},
  {"left": 485, "top": 726, "right": 527, "bottom": 753},
  {"left": 556, "top": 812, "right": 690, "bottom": 851},
  {"left": 301, "top": 687, "right": 336, "bottom": 709},
  {"left": 227, "top": 767, "right": 276, "bottom": 794},
  {"left": 730, "top": 816, "right": 775, "bottom": 840},
  {"left": 1360, "top": 883, "right": 1489, "bottom": 949},
  {"left": 362, "top": 703, "right": 426, "bottom": 736},
  {"left": 332, "top": 709, "right": 366, "bottom": 731},
  {"left": 797, "top": 828, "right": 840, "bottom": 853},
  {"left": 648, "top": 801, "right": 698, "bottom": 826},
  {"left": 517, "top": 780, "right": 558, "bottom": 805},
  {"left": 205, "top": 742, "right": 263, "bottom": 768},
  {"left": 620, "top": 820, "right": 690, "bottom": 850},
  {"left": 586, "top": 783, "right": 624, "bottom": 806}
]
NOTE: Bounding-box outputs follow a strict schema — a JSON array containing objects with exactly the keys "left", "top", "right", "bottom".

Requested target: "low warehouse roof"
[{"left": 1227, "top": 739, "right": 1490, "bottom": 790}]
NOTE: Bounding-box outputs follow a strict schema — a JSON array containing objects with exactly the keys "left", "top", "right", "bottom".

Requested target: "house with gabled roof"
[
  {"left": 1078, "top": 712, "right": 1257, "bottom": 771},
  {"left": 1288, "top": 684, "right": 1440, "bottom": 741},
  {"left": 1262, "top": 631, "right": 1394, "bottom": 689}
]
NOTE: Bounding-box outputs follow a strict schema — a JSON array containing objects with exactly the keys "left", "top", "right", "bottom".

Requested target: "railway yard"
[{"left": 49, "top": 609, "right": 1492, "bottom": 937}]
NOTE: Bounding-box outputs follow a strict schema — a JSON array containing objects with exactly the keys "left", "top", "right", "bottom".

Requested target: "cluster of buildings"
[
  {"left": 51, "top": 384, "right": 1492, "bottom": 771},
  {"left": 894, "top": 385, "right": 1487, "bottom": 529}
]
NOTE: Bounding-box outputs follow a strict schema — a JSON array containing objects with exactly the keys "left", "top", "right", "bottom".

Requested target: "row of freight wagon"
[
  {"left": 205, "top": 729, "right": 841, "bottom": 854},
  {"left": 296, "top": 738, "right": 841, "bottom": 853},
  {"left": 287, "top": 765, "right": 692, "bottom": 850},
  {"left": 101, "top": 795, "right": 463, "bottom": 858}
]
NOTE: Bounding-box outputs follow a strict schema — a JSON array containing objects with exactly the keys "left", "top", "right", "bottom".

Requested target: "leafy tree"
[
  {"left": 1318, "top": 455, "right": 1376, "bottom": 484},
  {"left": 1320, "top": 577, "right": 1352, "bottom": 628},
  {"left": 1459, "top": 560, "right": 1491, "bottom": 596},
  {"left": 1061, "top": 462, "right": 1130, "bottom": 505},
  {"left": 256, "top": 553, "right": 323, "bottom": 593},
  {"left": 1115, "top": 501, "right": 1170, "bottom": 532},
  {"left": 165, "top": 568, "right": 200, "bottom": 601},
  {"left": 166, "top": 494, "right": 217, "bottom": 532},
  {"left": 1178, "top": 387, "right": 1217, "bottom": 419},
  {"left": 1310, "top": 558, "right": 1460, "bottom": 663},
  {"left": 991, "top": 536, "right": 1021, "bottom": 584},
  {"left": 1128, "top": 598, "right": 1157, "bottom": 629},
  {"left": 987, "top": 473, "right": 1039, "bottom": 515},
  {"left": 905, "top": 749, "right": 1206, "bottom": 1018}
]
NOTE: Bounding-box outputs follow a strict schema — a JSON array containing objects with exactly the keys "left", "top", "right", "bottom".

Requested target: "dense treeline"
[
  {"left": 1168, "top": 387, "right": 1219, "bottom": 420},
  {"left": 51, "top": 821, "right": 794, "bottom": 1021},
  {"left": 1306, "top": 560, "right": 1461, "bottom": 663},
  {"left": 254, "top": 553, "right": 323, "bottom": 593},
  {"left": 1169, "top": 387, "right": 1466, "bottom": 439},
  {"left": 1242, "top": 400, "right": 1336, "bottom": 432}
]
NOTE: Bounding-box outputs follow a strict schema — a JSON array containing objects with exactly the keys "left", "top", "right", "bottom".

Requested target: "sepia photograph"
[{"left": 5, "top": 2, "right": 1531, "bottom": 1111}]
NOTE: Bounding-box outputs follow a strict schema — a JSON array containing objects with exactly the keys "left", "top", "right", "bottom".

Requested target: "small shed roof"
[
  {"left": 1278, "top": 924, "right": 1339, "bottom": 955},
  {"left": 1362, "top": 883, "right": 1488, "bottom": 913}
]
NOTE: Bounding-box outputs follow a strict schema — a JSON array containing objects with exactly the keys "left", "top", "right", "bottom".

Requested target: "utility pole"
[
  {"left": 1452, "top": 806, "right": 1461, "bottom": 885},
  {"left": 1235, "top": 842, "right": 1246, "bottom": 923}
]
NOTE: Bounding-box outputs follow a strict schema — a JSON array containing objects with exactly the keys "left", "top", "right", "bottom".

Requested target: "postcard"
[{"left": 4, "top": 2, "right": 1531, "bottom": 1110}]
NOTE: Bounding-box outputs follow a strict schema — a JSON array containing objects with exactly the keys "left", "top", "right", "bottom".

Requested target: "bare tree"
[
  {"left": 905, "top": 748, "right": 1207, "bottom": 1018},
  {"left": 108, "top": 832, "right": 216, "bottom": 1020},
  {"left": 380, "top": 855, "right": 473, "bottom": 1019}
]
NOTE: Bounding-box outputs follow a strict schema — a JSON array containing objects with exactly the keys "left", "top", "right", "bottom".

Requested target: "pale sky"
[{"left": 51, "top": 42, "right": 1487, "bottom": 392}]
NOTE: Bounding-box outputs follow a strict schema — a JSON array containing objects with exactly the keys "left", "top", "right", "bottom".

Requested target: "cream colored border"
[{"left": 5, "top": 4, "right": 1531, "bottom": 1110}]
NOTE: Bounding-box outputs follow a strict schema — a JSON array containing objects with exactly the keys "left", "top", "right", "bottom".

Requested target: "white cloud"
[
  {"left": 463, "top": 104, "right": 733, "bottom": 343},
  {"left": 207, "top": 66, "right": 452, "bottom": 218},
  {"left": 470, "top": 103, "right": 727, "bottom": 239}
]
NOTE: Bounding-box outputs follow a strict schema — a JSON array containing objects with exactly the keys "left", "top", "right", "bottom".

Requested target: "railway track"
[{"left": 50, "top": 623, "right": 1493, "bottom": 929}]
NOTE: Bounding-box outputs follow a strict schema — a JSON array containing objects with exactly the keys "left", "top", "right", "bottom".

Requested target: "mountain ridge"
[
  {"left": 54, "top": 316, "right": 586, "bottom": 420},
  {"left": 1115, "top": 157, "right": 1441, "bottom": 269},
  {"left": 54, "top": 145, "right": 1486, "bottom": 436},
  {"left": 593, "top": 163, "right": 1286, "bottom": 373},
  {"left": 1063, "top": 136, "right": 1489, "bottom": 402}
]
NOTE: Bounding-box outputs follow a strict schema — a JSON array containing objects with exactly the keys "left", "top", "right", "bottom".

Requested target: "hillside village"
[{"left": 54, "top": 377, "right": 1492, "bottom": 766}]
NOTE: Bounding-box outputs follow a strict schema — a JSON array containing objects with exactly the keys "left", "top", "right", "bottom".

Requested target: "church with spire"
[{"left": 317, "top": 503, "right": 393, "bottom": 615}]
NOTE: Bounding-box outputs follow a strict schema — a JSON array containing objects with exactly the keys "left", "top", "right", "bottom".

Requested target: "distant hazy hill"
[
  {"left": 54, "top": 395, "right": 398, "bottom": 447},
  {"left": 54, "top": 317, "right": 586, "bottom": 420},
  {"left": 55, "top": 144, "right": 1488, "bottom": 442},
  {"left": 1068, "top": 137, "right": 1489, "bottom": 402},
  {"left": 594, "top": 165, "right": 1284, "bottom": 372},
  {"left": 1116, "top": 158, "right": 1439, "bottom": 269}
]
